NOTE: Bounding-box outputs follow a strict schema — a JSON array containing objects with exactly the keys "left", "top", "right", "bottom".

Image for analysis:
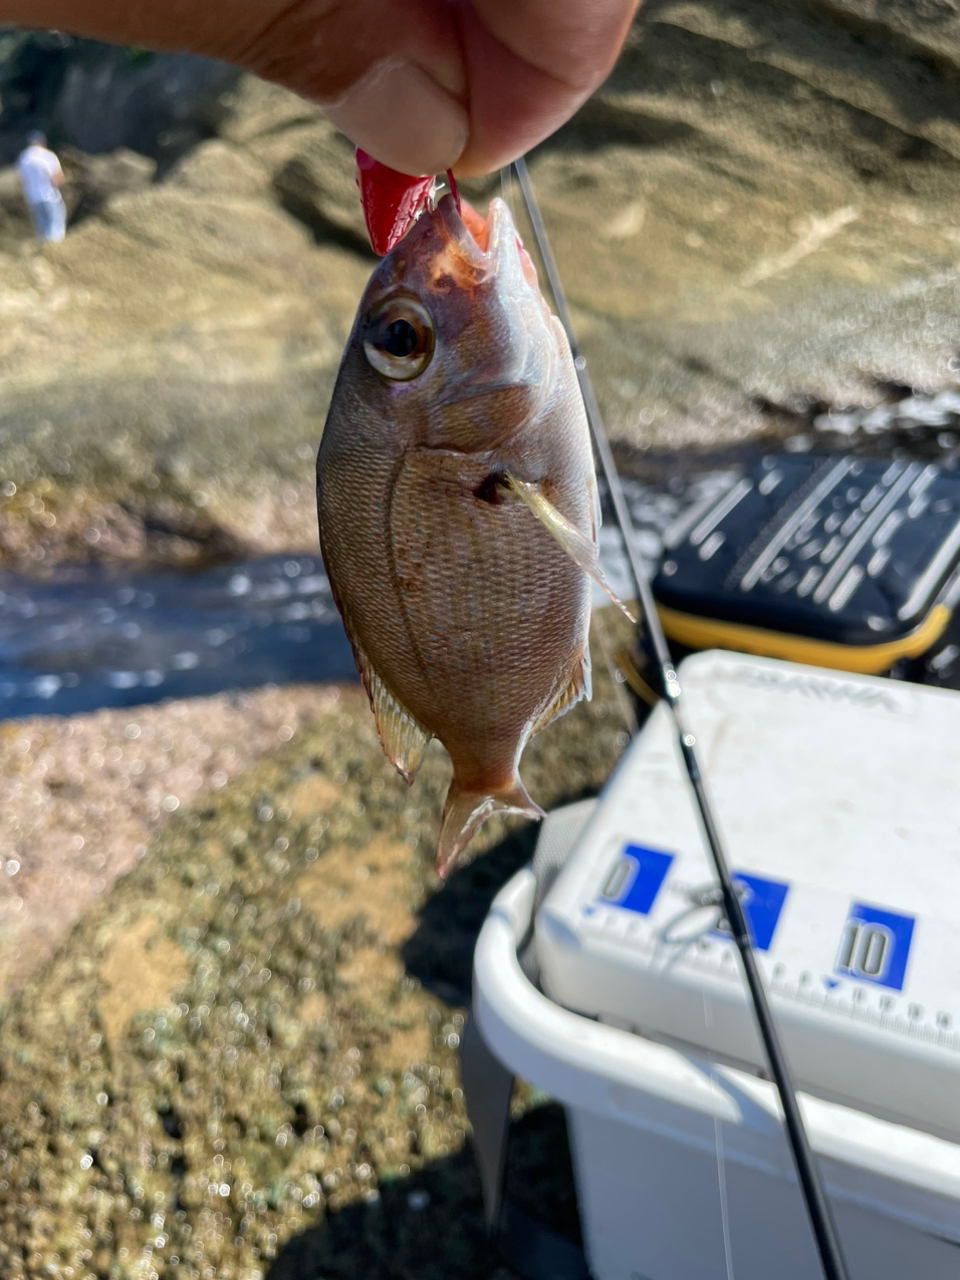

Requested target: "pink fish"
[{"left": 317, "top": 189, "right": 627, "bottom": 875}]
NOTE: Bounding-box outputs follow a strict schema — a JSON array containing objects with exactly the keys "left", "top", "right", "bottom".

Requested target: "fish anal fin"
[
  {"left": 436, "top": 777, "right": 545, "bottom": 879},
  {"left": 531, "top": 643, "right": 592, "bottom": 736},
  {"left": 354, "top": 640, "right": 431, "bottom": 783},
  {"left": 503, "top": 473, "right": 637, "bottom": 623}
]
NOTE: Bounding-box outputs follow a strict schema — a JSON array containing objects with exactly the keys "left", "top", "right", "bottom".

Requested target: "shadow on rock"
[
  {"left": 400, "top": 825, "right": 538, "bottom": 1008},
  {"left": 267, "top": 1104, "right": 581, "bottom": 1280},
  {"left": 266, "top": 1143, "right": 508, "bottom": 1280},
  {"left": 268, "top": 806, "right": 596, "bottom": 1280},
  {"left": 400, "top": 785, "right": 600, "bottom": 1008}
]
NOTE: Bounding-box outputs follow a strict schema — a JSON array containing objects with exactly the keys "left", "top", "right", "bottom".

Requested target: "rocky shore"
[
  {"left": 2, "top": 1, "right": 960, "bottom": 1274},
  {"left": 2, "top": 0, "right": 960, "bottom": 573},
  {"left": 0, "top": 622, "right": 633, "bottom": 1279}
]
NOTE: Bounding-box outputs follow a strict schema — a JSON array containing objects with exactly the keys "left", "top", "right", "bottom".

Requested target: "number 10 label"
[{"left": 835, "top": 902, "right": 915, "bottom": 991}]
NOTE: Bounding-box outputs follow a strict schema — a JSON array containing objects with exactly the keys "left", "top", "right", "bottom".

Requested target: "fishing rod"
[{"left": 513, "top": 155, "right": 851, "bottom": 1280}]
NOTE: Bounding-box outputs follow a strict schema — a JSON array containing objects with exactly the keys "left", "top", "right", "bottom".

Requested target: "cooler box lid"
[{"left": 535, "top": 651, "right": 960, "bottom": 1141}]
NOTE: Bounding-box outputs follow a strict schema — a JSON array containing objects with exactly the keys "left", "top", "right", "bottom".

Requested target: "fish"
[{"left": 316, "top": 191, "right": 627, "bottom": 876}]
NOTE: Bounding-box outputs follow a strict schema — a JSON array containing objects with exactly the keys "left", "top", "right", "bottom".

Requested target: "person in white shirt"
[{"left": 16, "top": 131, "right": 66, "bottom": 244}]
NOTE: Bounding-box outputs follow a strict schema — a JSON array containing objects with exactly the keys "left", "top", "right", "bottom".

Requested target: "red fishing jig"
[{"left": 355, "top": 148, "right": 462, "bottom": 255}]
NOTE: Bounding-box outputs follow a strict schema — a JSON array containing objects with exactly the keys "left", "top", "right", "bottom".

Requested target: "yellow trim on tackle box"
[{"left": 656, "top": 602, "right": 952, "bottom": 675}]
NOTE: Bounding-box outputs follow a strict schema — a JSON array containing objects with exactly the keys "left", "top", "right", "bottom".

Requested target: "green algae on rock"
[{"left": 0, "top": 620, "right": 633, "bottom": 1279}]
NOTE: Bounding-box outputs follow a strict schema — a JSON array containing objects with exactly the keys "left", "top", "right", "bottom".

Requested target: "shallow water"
[
  {"left": 0, "top": 553, "right": 358, "bottom": 719},
  {"left": 4, "top": 397, "right": 960, "bottom": 722},
  {"left": 0, "top": 471, "right": 742, "bottom": 720}
]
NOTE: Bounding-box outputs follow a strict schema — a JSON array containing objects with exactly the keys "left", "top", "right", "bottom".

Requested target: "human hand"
[{"left": 7, "top": 0, "right": 640, "bottom": 175}]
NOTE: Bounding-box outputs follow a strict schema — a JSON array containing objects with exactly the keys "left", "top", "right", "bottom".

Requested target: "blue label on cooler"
[
  {"left": 600, "top": 845, "right": 674, "bottom": 915},
  {"left": 835, "top": 902, "right": 915, "bottom": 991},
  {"left": 712, "top": 872, "right": 790, "bottom": 952}
]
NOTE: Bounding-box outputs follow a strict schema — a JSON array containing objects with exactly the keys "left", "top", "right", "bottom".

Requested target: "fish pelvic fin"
[
  {"left": 353, "top": 638, "right": 431, "bottom": 783},
  {"left": 531, "top": 642, "right": 592, "bottom": 736},
  {"left": 436, "top": 778, "right": 545, "bottom": 879},
  {"left": 503, "top": 472, "right": 637, "bottom": 623}
]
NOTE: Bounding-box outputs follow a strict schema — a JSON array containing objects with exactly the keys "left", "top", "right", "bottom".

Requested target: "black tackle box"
[{"left": 652, "top": 453, "right": 960, "bottom": 673}]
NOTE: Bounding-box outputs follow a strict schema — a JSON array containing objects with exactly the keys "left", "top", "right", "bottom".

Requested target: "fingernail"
[{"left": 325, "top": 58, "right": 468, "bottom": 176}]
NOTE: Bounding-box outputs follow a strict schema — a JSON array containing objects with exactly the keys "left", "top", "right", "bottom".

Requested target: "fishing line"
[
  {"left": 704, "top": 995, "right": 736, "bottom": 1280},
  {"left": 499, "top": 165, "right": 635, "bottom": 740},
  {"left": 513, "top": 154, "right": 851, "bottom": 1280}
]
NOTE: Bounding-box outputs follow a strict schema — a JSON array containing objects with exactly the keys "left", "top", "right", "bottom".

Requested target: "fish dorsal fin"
[
  {"left": 531, "top": 643, "right": 592, "bottom": 736},
  {"left": 354, "top": 640, "right": 431, "bottom": 783},
  {"left": 504, "top": 473, "right": 636, "bottom": 623}
]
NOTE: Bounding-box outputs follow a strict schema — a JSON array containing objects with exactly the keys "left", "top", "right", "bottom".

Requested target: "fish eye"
[{"left": 364, "top": 298, "right": 434, "bottom": 381}]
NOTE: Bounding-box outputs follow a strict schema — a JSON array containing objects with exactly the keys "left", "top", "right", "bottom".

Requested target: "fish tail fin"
[{"left": 436, "top": 777, "right": 545, "bottom": 880}]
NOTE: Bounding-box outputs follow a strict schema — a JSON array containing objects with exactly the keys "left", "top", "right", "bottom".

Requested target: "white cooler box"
[{"left": 471, "top": 651, "right": 960, "bottom": 1280}]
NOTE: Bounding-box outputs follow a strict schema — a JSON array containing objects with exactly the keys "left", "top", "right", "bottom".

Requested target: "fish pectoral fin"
[
  {"left": 354, "top": 641, "right": 431, "bottom": 783},
  {"left": 436, "top": 778, "right": 545, "bottom": 879},
  {"left": 503, "top": 473, "right": 636, "bottom": 623},
  {"left": 531, "top": 642, "right": 592, "bottom": 736}
]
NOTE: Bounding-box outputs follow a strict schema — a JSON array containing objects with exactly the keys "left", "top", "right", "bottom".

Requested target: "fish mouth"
[
  {"left": 424, "top": 193, "right": 553, "bottom": 419},
  {"left": 432, "top": 193, "right": 539, "bottom": 292}
]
